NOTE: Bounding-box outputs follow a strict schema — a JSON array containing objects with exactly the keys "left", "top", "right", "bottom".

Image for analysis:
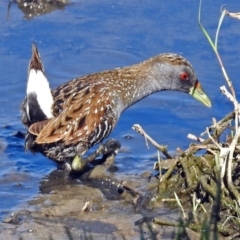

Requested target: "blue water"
[{"left": 0, "top": 0, "right": 240, "bottom": 218}]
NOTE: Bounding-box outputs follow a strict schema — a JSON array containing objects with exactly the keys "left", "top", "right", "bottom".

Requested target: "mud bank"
[{"left": 0, "top": 167, "right": 181, "bottom": 240}]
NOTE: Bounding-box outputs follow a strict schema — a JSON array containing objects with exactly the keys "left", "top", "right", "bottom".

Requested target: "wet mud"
[{"left": 0, "top": 167, "right": 180, "bottom": 240}]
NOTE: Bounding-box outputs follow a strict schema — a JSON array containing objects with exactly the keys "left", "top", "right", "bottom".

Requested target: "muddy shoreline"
[{"left": 0, "top": 167, "right": 181, "bottom": 240}]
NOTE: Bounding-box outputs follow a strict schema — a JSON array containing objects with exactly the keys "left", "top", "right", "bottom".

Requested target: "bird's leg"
[
  {"left": 100, "top": 139, "right": 121, "bottom": 170},
  {"left": 71, "top": 145, "right": 107, "bottom": 171},
  {"left": 57, "top": 162, "right": 72, "bottom": 171},
  {"left": 71, "top": 139, "right": 121, "bottom": 171}
]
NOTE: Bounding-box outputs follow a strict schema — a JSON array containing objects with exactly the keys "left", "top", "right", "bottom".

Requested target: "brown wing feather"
[
  {"left": 35, "top": 83, "right": 116, "bottom": 146},
  {"left": 29, "top": 119, "right": 52, "bottom": 136}
]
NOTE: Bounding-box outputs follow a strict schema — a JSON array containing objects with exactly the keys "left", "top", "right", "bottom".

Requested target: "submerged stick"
[{"left": 153, "top": 217, "right": 177, "bottom": 227}]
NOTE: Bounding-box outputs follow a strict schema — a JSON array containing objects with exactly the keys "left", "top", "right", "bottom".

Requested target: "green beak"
[{"left": 189, "top": 81, "right": 211, "bottom": 107}]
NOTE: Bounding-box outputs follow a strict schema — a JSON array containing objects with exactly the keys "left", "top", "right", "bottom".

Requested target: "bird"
[{"left": 21, "top": 43, "right": 211, "bottom": 171}]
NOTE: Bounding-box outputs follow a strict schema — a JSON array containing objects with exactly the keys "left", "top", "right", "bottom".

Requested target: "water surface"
[{"left": 0, "top": 0, "right": 240, "bottom": 219}]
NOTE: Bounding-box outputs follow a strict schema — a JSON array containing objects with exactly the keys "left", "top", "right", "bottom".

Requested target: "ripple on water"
[{"left": 0, "top": 123, "right": 54, "bottom": 220}]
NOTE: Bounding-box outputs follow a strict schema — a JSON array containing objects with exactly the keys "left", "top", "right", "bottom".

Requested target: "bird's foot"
[{"left": 71, "top": 139, "right": 121, "bottom": 172}]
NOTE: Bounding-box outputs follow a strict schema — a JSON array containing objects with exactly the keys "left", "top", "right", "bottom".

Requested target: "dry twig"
[{"left": 132, "top": 124, "right": 172, "bottom": 159}]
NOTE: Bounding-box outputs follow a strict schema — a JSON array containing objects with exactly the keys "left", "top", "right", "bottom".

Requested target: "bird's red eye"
[{"left": 180, "top": 72, "right": 189, "bottom": 81}]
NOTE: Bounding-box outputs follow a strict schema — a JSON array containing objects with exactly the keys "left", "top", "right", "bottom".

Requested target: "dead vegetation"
[{"left": 132, "top": 3, "right": 240, "bottom": 239}]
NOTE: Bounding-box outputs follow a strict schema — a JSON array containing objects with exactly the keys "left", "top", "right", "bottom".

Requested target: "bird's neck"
[{"left": 112, "top": 61, "right": 169, "bottom": 110}]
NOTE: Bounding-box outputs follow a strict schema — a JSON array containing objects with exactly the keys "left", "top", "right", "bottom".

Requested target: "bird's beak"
[{"left": 189, "top": 81, "right": 211, "bottom": 107}]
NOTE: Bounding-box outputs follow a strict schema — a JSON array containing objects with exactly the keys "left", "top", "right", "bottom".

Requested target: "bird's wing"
[{"left": 29, "top": 83, "right": 117, "bottom": 146}]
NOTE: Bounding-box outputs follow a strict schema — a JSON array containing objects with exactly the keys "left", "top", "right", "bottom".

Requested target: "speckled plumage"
[{"left": 21, "top": 44, "right": 211, "bottom": 168}]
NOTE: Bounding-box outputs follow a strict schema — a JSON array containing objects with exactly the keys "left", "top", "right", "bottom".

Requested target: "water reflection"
[{"left": 8, "top": 0, "right": 70, "bottom": 19}]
